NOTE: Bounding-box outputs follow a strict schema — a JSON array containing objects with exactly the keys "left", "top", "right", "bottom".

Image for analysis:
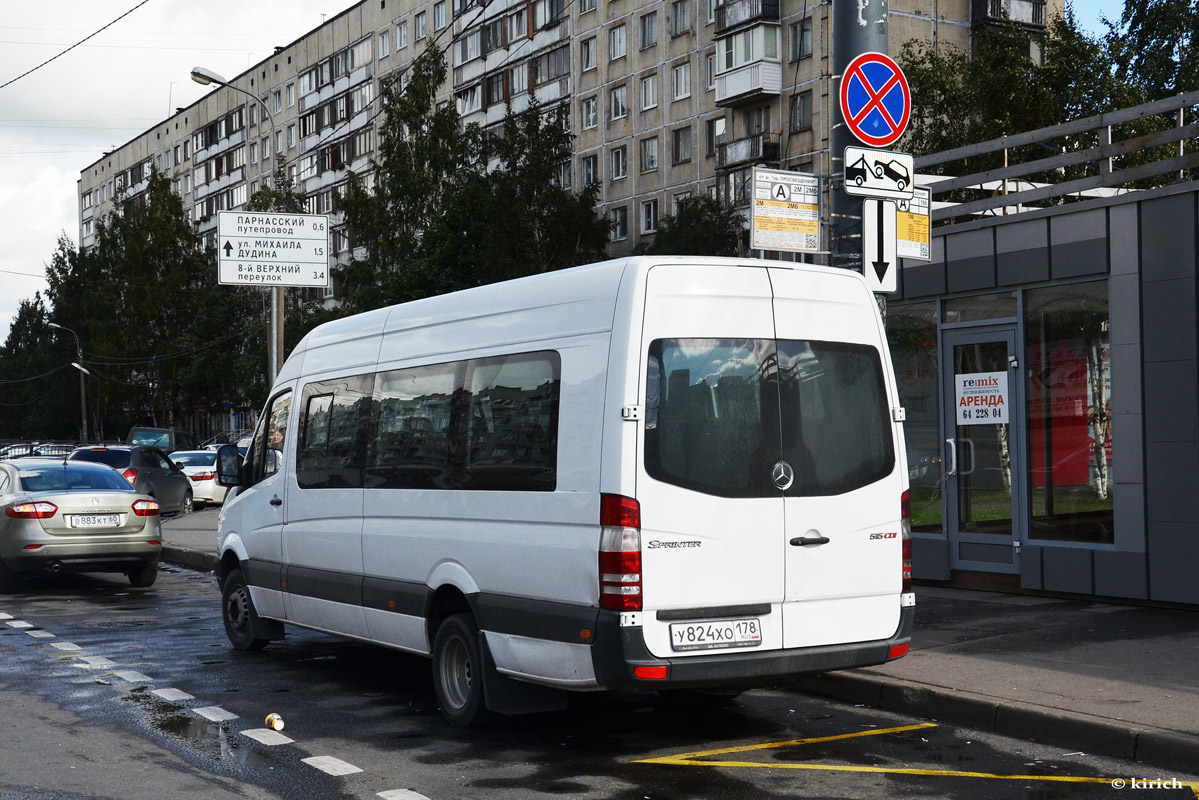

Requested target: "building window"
[
  {"left": 287, "top": 83, "right": 295, "bottom": 107},
  {"left": 556, "top": 160, "right": 572, "bottom": 190},
  {"left": 510, "top": 63, "right": 528, "bottom": 95},
  {"left": 416, "top": 11, "right": 427, "bottom": 39},
  {"left": 397, "top": 21, "right": 408, "bottom": 49},
  {"left": 706, "top": 116, "right": 726, "bottom": 155},
  {"left": 672, "top": 61, "right": 691, "bottom": 100},
  {"left": 641, "top": 199, "right": 659, "bottom": 233},
  {"left": 744, "top": 105, "right": 770, "bottom": 136},
  {"left": 640, "top": 73, "right": 657, "bottom": 110},
  {"left": 582, "top": 95, "right": 598, "bottom": 129},
  {"left": 379, "top": 30, "right": 390, "bottom": 57},
  {"left": 640, "top": 136, "right": 658, "bottom": 171},
  {"left": 287, "top": 124, "right": 296, "bottom": 148},
  {"left": 610, "top": 206, "right": 628, "bottom": 241},
  {"left": 610, "top": 84, "right": 628, "bottom": 119},
  {"left": 611, "top": 145, "right": 627, "bottom": 180},
  {"left": 706, "top": 52, "right": 716, "bottom": 90},
  {"left": 581, "top": 37, "right": 596, "bottom": 71},
  {"left": 672, "top": 126, "right": 691, "bottom": 163},
  {"left": 640, "top": 11, "right": 658, "bottom": 48},
  {"left": 705, "top": 0, "right": 717, "bottom": 23},
  {"left": 790, "top": 17, "right": 813, "bottom": 61},
  {"left": 509, "top": 8, "right": 527, "bottom": 40},
  {"left": 582, "top": 154, "right": 598, "bottom": 186},
  {"left": 272, "top": 90, "right": 282, "bottom": 113},
  {"left": 790, "top": 90, "right": 813, "bottom": 132},
  {"left": 672, "top": 191, "right": 692, "bottom": 214},
  {"left": 671, "top": 0, "right": 691, "bottom": 36},
  {"left": 609, "top": 24, "right": 627, "bottom": 60},
  {"left": 434, "top": 1, "right": 447, "bottom": 28},
  {"left": 249, "top": 142, "right": 258, "bottom": 163},
  {"left": 580, "top": 0, "right": 596, "bottom": 12},
  {"left": 276, "top": 130, "right": 283, "bottom": 154}
]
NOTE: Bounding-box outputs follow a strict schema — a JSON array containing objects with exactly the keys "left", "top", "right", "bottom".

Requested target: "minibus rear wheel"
[
  {"left": 432, "top": 613, "right": 492, "bottom": 727},
  {"left": 222, "top": 568, "right": 269, "bottom": 651}
]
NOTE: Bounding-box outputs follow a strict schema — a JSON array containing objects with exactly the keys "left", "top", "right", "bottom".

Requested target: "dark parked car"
[{"left": 68, "top": 445, "right": 193, "bottom": 515}]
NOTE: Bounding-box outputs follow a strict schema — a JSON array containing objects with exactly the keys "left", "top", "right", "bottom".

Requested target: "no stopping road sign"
[{"left": 840, "top": 52, "right": 911, "bottom": 148}]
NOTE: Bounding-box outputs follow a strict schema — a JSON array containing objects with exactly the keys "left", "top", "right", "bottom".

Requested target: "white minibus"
[{"left": 214, "top": 256, "right": 914, "bottom": 726}]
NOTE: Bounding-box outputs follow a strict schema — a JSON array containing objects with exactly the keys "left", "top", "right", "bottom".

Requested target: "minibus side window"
[
  {"left": 245, "top": 391, "right": 292, "bottom": 487},
  {"left": 368, "top": 362, "right": 460, "bottom": 489},
  {"left": 297, "top": 375, "right": 373, "bottom": 489}
]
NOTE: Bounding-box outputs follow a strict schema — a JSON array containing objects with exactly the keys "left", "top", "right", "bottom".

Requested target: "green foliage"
[
  {"left": 1114, "top": 0, "right": 1199, "bottom": 98},
  {"left": 634, "top": 195, "right": 748, "bottom": 257}
]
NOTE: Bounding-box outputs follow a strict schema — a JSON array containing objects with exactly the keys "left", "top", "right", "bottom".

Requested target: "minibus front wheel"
[
  {"left": 222, "top": 568, "right": 270, "bottom": 651},
  {"left": 432, "top": 613, "right": 492, "bottom": 727}
]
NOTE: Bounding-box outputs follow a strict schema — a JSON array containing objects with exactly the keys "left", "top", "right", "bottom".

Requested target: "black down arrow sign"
[{"left": 872, "top": 206, "right": 890, "bottom": 284}]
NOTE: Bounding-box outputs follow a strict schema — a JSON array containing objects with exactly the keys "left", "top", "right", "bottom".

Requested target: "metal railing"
[{"left": 715, "top": 0, "right": 780, "bottom": 34}]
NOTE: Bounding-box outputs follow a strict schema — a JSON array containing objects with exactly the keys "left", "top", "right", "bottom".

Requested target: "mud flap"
[{"left": 478, "top": 634, "right": 569, "bottom": 716}]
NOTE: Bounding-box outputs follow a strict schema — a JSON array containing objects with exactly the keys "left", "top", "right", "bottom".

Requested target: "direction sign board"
[
  {"left": 217, "top": 211, "right": 330, "bottom": 288},
  {"left": 840, "top": 52, "right": 911, "bottom": 148},
  {"left": 896, "top": 188, "right": 931, "bottom": 261},
  {"left": 843, "top": 147, "right": 914, "bottom": 200},
  {"left": 862, "top": 198, "right": 897, "bottom": 293},
  {"left": 750, "top": 167, "right": 821, "bottom": 253}
]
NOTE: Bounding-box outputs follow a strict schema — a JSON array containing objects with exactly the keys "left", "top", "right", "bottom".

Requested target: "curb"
[
  {"left": 795, "top": 672, "right": 1199, "bottom": 773},
  {"left": 161, "top": 546, "right": 218, "bottom": 575}
]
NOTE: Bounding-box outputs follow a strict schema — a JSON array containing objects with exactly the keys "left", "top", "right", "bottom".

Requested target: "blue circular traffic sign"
[{"left": 840, "top": 52, "right": 911, "bottom": 148}]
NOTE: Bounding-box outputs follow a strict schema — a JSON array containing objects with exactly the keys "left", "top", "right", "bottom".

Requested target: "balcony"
[
  {"left": 716, "top": 133, "right": 779, "bottom": 170},
  {"left": 972, "top": 0, "right": 1046, "bottom": 29},
  {"left": 715, "top": 0, "right": 780, "bottom": 36},
  {"left": 715, "top": 60, "right": 782, "bottom": 107}
]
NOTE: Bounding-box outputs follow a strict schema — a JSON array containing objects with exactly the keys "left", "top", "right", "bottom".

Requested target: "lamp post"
[
  {"left": 49, "top": 322, "right": 88, "bottom": 444},
  {"left": 190, "top": 66, "right": 286, "bottom": 380}
]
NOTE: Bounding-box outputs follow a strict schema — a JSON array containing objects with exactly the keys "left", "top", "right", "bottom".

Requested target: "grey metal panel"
[
  {"left": 1109, "top": 203, "right": 1139, "bottom": 277},
  {"left": 1108, "top": 273, "right": 1140, "bottom": 348},
  {"left": 1140, "top": 278, "right": 1197, "bottom": 362},
  {"left": 958, "top": 542, "right": 1013, "bottom": 564},
  {"left": 997, "top": 249, "right": 1050, "bottom": 286},
  {"left": 900, "top": 260, "right": 946, "bottom": 298},
  {"left": 1093, "top": 550, "right": 1148, "bottom": 600},
  {"left": 1145, "top": 441, "right": 1199, "bottom": 523},
  {"left": 996, "top": 218, "right": 1047, "bottom": 253},
  {"left": 1113, "top": 481, "right": 1146, "bottom": 553},
  {"left": 1110, "top": 413, "right": 1144, "bottom": 485},
  {"left": 1020, "top": 545, "right": 1043, "bottom": 590},
  {"left": 1143, "top": 361, "right": 1199, "bottom": 443},
  {"left": 1042, "top": 547, "right": 1094, "bottom": 595},
  {"left": 1147, "top": 521, "right": 1199, "bottom": 605},
  {"left": 1109, "top": 344, "right": 1143, "bottom": 417},
  {"left": 1051, "top": 239, "right": 1108, "bottom": 279},
  {"left": 911, "top": 536, "right": 951, "bottom": 581},
  {"left": 1139, "top": 193, "right": 1195, "bottom": 283},
  {"left": 1051, "top": 207, "right": 1107, "bottom": 244},
  {"left": 946, "top": 227, "right": 993, "bottom": 260},
  {"left": 947, "top": 257, "right": 997, "bottom": 293}
]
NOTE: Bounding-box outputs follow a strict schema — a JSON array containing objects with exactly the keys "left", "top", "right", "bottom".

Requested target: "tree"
[
  {"left": 0, "top": 294, "right": 75, "bottom": 439},
  {"left": 1113, "top": 0, "right": 1199, "bottom": 99},
  {"left": 634, "top": 195, "right": 748, "bottom": 257}
]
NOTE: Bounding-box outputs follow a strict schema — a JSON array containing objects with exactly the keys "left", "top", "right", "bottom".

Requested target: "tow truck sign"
[
  {"left": 843, "top": 147, "right": 914, "bottom": 200},
  {"left": 217, "top": 211, "right": 330, "bottom": 288}
]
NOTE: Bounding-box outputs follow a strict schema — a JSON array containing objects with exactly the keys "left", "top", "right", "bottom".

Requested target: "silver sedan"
[{"left": 0, "top": 459, "right": 163, "bottom": 589}]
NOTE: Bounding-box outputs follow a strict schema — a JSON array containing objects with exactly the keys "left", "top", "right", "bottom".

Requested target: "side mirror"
[{"left": 215, "top": 444, "right": 244, "bottom": 487}]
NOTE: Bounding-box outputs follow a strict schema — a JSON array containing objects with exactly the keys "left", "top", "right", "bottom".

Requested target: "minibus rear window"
[{"left": 645, "top": 338, "right": 894, "bottom": 498}]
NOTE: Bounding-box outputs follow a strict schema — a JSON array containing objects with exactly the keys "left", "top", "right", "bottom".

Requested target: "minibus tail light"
[
  {"left": 600, "top": 494, "right": 642, "bottom": 612},
  {"left": 901, "top": 490, "right": 912, "bottom": 594}
]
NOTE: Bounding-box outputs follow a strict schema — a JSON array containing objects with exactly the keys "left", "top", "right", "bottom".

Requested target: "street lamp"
[
  {"left": 191, "top": 65, "right": 286, "bottom": 380},
  {"left": 49, "top": 322, "right": 88, "bottom": 444}
]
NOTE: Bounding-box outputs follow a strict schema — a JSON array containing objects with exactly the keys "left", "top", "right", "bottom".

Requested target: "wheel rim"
[
  {"left": 226, "top": 585, "right": 252, "bottom": 637},
  {"left": 183, "top": 494, "right": 193, "bottom": 514},
  {"left": 438, "top": 634, "right": 472, "bottom": 711}
]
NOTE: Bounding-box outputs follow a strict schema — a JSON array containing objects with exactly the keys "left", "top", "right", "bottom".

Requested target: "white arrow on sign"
[{"left": 862, "top": 198, "right": 897, "bottom": 293}]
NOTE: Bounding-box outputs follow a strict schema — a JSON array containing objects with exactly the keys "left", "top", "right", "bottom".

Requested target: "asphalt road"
[{"left": 1, "top": 566, "right": 1196, "bottom": 800}]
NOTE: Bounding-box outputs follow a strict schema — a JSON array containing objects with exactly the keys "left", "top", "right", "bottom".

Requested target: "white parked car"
[{"left": 169, "top": 450, "right": 228, "bottom": 508}]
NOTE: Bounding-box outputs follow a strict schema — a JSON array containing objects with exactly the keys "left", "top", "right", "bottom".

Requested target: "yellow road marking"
[{"left": 636, "top": 723, "right": 1199, "bottom": 796}]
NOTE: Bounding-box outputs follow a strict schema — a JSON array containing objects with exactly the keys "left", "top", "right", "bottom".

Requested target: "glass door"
[{"left": 942, "top": 328, "right": 1023, "bottom": 573}]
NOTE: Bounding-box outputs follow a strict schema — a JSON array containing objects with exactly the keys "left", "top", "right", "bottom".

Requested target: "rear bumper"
[
  {"left": 592, "top": 605, "right": 914, "bottom": 690},
  {"left": 3, "top": 543, "right": 161, "bottom": 575}
]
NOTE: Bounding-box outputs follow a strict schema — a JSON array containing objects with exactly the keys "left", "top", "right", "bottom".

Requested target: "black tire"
[
  {"left": 128, "top": 561, "right": 159, "bottom": 588},
  {"left": 180, "top": 491, "right": 194, "bottom": 515},
  {"left": 0, "top": 558, "right": 18, "bottom": 593},
  {"left": 222, "top": 568, "right": 269, "bottom": 651},
  {"left": 432, "top": 613, "right": 492, "bottom": 727}
]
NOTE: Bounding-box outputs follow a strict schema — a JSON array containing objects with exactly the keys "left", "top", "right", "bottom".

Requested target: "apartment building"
[{"left": 77, "top": 0, "right": 1062, "bottom": 298}]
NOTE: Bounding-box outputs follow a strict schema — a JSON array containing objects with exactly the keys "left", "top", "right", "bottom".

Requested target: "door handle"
[
  {"left": 789, "top": 535, "right": 830, "bottom": 546},
  {"left": 945, "top": 438, "right": 957, "bottom": 476},
  {"left": 270, "top": 495, "right": 282, "bottom": 506},
  {"left": 961, "top": 439, "right": 976, "bottom": 476}
]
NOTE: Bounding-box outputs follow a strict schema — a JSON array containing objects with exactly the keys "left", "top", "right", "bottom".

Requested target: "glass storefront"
[
  {"left": 1025, "top": 282, "right": 1113, "bottom": 544},
  {"left": 886, "top": 303, "right": 942, "bottom": 533}
]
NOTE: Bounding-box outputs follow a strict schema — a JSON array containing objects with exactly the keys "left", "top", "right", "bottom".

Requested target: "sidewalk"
[{"left": 160, "top": 510, "right": 1199, "bottom": 772}]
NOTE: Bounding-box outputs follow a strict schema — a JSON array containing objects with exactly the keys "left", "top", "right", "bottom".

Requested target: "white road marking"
[
  {"left": 112, "top": 670, "right": 152, "bottom": 683},
  {"left": 51, "top": 642, "right": 82, "bottom": 651},
  {"left": 150, "top": 688, "right": 194, "bottom": 702},
  {"left": 0, "top": 613, "right": 12, "bottom": 620},
  {"left": 301, "top": 756, "right": 363, "bottom": 776},
  {"left": 193, "top": 706, "right": 238, "bottom": 723},
  {"left": 379, "top": 791, "right": 433, "bottom": 800},
  {"left": 76, "top": 656, "right": 116, "bottom": 668},
  {"left": 25, "top": 630, "right": 55, "bottom": 639},
  {"left": 6, "top": 621, "right": 33, "bottom": 629},
  {"left": 240, "top": 728, "right": 295, "bottom": 746}
]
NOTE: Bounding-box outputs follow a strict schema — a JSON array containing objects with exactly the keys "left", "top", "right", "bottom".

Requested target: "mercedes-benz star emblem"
[{"left": 772, "top": 461, "right": 794, "bottom": 491}]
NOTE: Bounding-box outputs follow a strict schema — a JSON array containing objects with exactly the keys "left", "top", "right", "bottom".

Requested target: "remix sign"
[
  {"left": 956, "top": 372, "right": 1008, "bottom": 425},
  {"left": 217, "top": 211, "right": 330, "bottom": 288},
  {"left": 750, "top": 167, "right": 821, "bottom": 253}
]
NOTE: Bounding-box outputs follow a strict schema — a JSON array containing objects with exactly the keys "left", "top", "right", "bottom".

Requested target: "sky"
[
  {"left": 0, "top": 0, "right": 1127, "bottom": 346},
  {"left": 0, "top": 0, "right": 358, "bottom": 345}
]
